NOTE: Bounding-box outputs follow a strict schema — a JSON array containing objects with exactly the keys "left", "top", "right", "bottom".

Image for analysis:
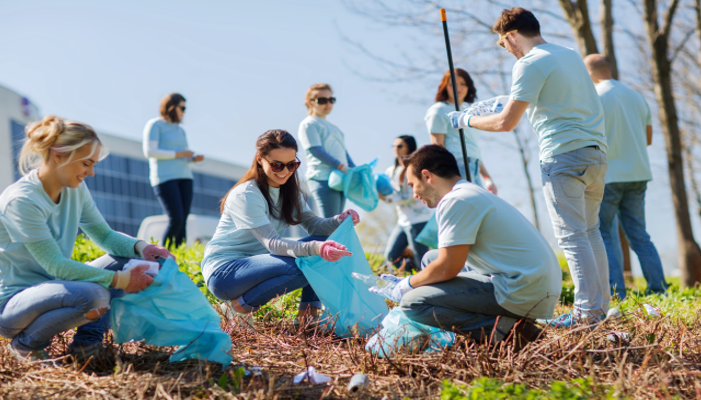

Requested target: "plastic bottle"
[{"left": 351, "top": 272, "right": 397, "bottom": 289}]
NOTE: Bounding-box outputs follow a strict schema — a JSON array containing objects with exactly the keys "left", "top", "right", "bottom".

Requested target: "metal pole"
[{"left": 440, "top": 8, "right": 471, "bottom": 182}]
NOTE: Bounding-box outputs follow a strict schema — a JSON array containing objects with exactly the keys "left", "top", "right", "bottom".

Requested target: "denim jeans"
[
  {"left": 458, "top": 158, "right": 484, "bottom": 187},
  {"left": 541, "top": 146, "right": 609, "bottom": 318},
  {"left": 153, "top": 178, "right": 193, "bottom": 247},
  {"left": 0, "top": 254, "right": 130, "bottom": 351},
  {"left": 384, "top": 222, "right": 429, "bottom": 272},
  {"left": 399, "top": 250, "right": 523, "bottom": 343},
  {"left": 599, "top": 181, "right": 668, "bottom": 299},
  {"left": 307, "top": 179, "right": 345, "bottom": 218},
  {"left": 206, "top": 236, "right": 324, "bottom": 312}
]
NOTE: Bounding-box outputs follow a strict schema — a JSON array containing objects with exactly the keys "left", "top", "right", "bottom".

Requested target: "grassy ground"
[{"left": 1, "top": 238, "right": 700, "bottom": 399}]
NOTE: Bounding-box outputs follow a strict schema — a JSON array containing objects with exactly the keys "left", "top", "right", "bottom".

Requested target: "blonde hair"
[
  {"left": 304, "top": 83, "right": 332, "bottom": 115},
  {"left": 18, "top": 116, "right": 108, "bottom": 175}
]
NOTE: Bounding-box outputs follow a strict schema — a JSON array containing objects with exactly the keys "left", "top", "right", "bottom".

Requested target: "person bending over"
[
  {"left": 451, "top": 8, "right": 609, "bottom": 328},
  {"left": 381, "top": 145, "right": 561, "bottom": 348},
  {"left": 202, "top": 130, "right": 358, "bottom": 328},
  {"left": 0, "top": 116, "right": 172, "bottom": 362}
]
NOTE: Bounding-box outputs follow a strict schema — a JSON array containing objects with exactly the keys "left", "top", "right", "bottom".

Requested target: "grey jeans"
[
  {"left": 541, "top": 146, "right": 609, "bottom": 318},
  {"left": 399, "top": 250, "right": 523, "bottom": 343}
]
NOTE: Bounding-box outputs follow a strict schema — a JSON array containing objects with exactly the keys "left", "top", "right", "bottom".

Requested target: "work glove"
[
  {"left": 113, "top": 264, "right": 155, "bottom": 293},
  {"left": 338, "top": 209, "right": 360, "bottom": 225},
  {"left": 316, "top": 240, "right": 352, "bottom": 262},
  {"left": 369, "top": 276, "right": 413, "bottom": 302},
  {"left": 448, "top": 111, "right": 470, "bottom": 129},
  {"left": 136, "top": 242, "right": 176, "bottom": 262}
]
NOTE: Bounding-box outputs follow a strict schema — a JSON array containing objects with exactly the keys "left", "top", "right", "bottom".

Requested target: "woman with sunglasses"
[
  {"left": 382, "top": 135, "right": 433, "bottom": 273},
  {"left": 202, "top": 130, "right": 359, "bottom": 328},
  {"left": 142, "top": 93, "right": 204, "bottom": 248},
  {"left": 298, "top": 84, "right": 356, "bottom": 218},
  {"left": 424, "top": 69, "right": 497, "bottom": 194}
]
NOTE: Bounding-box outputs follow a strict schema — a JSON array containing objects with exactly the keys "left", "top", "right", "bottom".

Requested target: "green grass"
[{"left": 441, "top": 377, "right": 618, "bottom": 400}]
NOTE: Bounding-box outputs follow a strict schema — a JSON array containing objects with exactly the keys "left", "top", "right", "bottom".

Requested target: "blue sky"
[{"left": 0, "top": 0, "right": 692, "bottom": 276}]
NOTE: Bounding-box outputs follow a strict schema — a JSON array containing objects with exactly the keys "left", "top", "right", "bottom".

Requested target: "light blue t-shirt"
[
  {"left": 425, "top": 102, "right": 481, "bottom": 161},
  {"left": 596, "top": 79, "right": 653, "bottom": 183},
  {"left": 0, "top": 170, "right": 106, "bottom": 307},
  {"left": 510, "top": 43, "right": 607, "bottom": 160},
  {"left": 298, "top": 116, "right": 350, "bottom": 181},
  {"left": 143, "top": 118, "right": 194, "bottom": 186},
  {"left": 201, "top": 180, "right": 311, "bottom": 282},
  {"left": 436, "top": 180, "right": 562, "bottom": 318}
]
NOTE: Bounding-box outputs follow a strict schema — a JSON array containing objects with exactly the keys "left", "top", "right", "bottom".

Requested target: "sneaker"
[
  {"left": 510, "top": 320, "right": 543, "bottom": 352},
  {"left": 537, "top": 312, "right": 603, "bottom": 329},
  {"left": 220, "top": 302, "right": 255, "bottom": 330},
  {"left": 9, "top": 342, "right": 52, "bottom": 364}
]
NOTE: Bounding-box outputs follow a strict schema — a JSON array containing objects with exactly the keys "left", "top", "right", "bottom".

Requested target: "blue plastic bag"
[
  {"left": 344, "top": 162, "right": 380, "bottom": 212},
  {"left": 365, "top": 307, "right": 455, "bottom": 358},
  {"left": 415, "top": 214, "right": 438, "bottom": 249},
  {"left": 296, "top": 218, "right": 389, "bottom": 337},
  {"left": 375, "top": 173, "right": 393, "bottom": 196},
  {"left": 328, "top": 170, "right": 346, "bottom": 192},
  {"left": 111, "top": 258, "right": 233, "bottom": 365}
]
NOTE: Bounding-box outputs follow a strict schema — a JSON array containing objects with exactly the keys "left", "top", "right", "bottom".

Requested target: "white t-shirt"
[
  {"left": 298, "top": 116, "right": 349, "bottom": 181},
  {"left": 424, "top": 102, "right": 482, "bottom": 161},
  {"left": 384, "top": 165, "right": 433, "bottom": 226},
  {"left": 201, "top": 180, "right": 311, "bottom": 282},
  {"left": 436, "top": 180, "right": 561, "bottom": 318}
]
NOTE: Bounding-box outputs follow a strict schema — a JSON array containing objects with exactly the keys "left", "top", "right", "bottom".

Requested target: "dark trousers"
[{"left": 153, "top": 179, "right": 193, "bottom": 248}]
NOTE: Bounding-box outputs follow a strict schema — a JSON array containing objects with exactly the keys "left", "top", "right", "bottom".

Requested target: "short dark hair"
[
  {"left": 402, "top": 145, "right": 460, "bottom": 180},
  {"left": 160, "top": 93, "right": 186, "bottom": 123},
  {"left": 493, "top": 7, "right": 541, "bottom": 38}
]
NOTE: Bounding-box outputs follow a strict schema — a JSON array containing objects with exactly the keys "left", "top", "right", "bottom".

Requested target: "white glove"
[{"left": 369, "top": 276, "right": 413, "bottom": 302}]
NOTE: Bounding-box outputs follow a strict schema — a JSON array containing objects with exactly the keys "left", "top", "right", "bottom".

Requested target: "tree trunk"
[
  {"left": 557, "top": 0, "right": 599, "bottom": 56},
  {"left": 643, "top": 0, "right": 701, "bottom": 287},
  {"left": 601, "top": 0, "right": 619, "bottom": 79}
]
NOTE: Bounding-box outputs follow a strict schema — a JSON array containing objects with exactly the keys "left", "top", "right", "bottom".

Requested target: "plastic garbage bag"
[
  {"left": 375, "top": 173, "right": 394, "bottom": 196},
  {"left": 329, "top": 170, "right": 346, "bottom": 192},
  {"left": 293, "top": 367, "right": 332, "bottom": 385},
  {"left": 111, "top": 258, "right": 233, "bottom": 365},
  {"left": 365, "top": 307, "right": 455, "bottom": 358},
  {"left": 344, "top": 161, "right": 380, "bottom": 212},
  {"left": 296, "top": 218, "right": 389, "bottom": 337},
  {"left": 415, "top": 214, "right": 438, "bottom": 249}
]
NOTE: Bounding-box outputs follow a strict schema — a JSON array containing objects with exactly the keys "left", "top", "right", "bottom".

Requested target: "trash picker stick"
[{"left": 440, "top": 8, "right": 471, "bottom": 182}]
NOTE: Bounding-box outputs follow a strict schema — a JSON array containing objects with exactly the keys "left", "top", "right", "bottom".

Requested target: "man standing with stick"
[{"left": 450, "top": 8, "right": 609, "bottom": 328}]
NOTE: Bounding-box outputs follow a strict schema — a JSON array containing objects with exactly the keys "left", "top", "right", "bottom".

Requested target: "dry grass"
[{"left": 1, "top": 293, "right": 700, "bottom": 400}]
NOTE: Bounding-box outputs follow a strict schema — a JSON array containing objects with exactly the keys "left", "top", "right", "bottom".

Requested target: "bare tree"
[{"left": 558, "top": 0, "right": 599, "bottom": 56}]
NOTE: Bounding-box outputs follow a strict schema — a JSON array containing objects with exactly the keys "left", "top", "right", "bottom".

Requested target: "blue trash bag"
[
  {"left": 365, "top": 307, "right": 455, "bottom": 358},
  {"left": 329, "top": 170, "right": 346, "bottom": 192},
  {"left": 415, "top": 214, "right": 438, "bottom": 249},
  {"left": 111, "top": 258, "right": 233, "bottom": 365},
  {"left": 296, "top": 218, "right": 389, "bottom": 337},
  {"left": 374, "top": 173, "right": 394, "bottom": 196},
  {"left": 344, "top": 162, "right": 380, "bottom": 212}
]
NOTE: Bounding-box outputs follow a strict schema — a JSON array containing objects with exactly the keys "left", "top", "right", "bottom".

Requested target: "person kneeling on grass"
[
  {"left": 201, "top": 129, "right": 358, "bottom": 329},
  {"left": 0, "top": 116, "right": 173, "bottom": 363},
  {"left": 376, "top": 145, "right": 562, "bottom": 348}
]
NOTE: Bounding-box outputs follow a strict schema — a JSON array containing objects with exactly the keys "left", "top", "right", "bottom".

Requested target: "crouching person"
[
  {"left": 0, "top": 116, "right": 172, "bottom": 363},
  {"left": 390, "top": 145, "right": 561, "bottom": 348}
]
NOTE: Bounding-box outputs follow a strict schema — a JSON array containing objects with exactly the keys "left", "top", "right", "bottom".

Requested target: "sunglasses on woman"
[
  {"left": 313, "top": 97, "right": 336, "bottom": 105},
  {"left": 265, "top": 158, "right": 301, "bottom": 173}
]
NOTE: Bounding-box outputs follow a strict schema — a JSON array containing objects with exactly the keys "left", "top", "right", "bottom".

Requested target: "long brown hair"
[
  {"left": 220, "top": 130, "right": 306, "bottom": 225},
  {"left": 434, "top": 69, "right": 477, "bottom": 104}
]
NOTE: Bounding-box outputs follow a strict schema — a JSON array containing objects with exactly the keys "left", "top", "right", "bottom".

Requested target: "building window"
[{"left": 10, "top": 120, "right": 26, "bottom": 181}]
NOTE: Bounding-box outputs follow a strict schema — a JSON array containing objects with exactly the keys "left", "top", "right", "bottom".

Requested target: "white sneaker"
[{"left": 220, "top": 302, "right": 255, "bottom": 330}]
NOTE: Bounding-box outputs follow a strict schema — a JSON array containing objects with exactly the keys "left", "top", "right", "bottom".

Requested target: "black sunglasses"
[
  {"left": 265, "top": 158, "right": 301, "bottom": 173},
  {"left": 392, "top": 144, "right": 405, "bottom": 149},
  {"left": 313, "top": 97, "right": 336, "bottom": 105},
  {"left": 178, "top": 106, "right": 186, "bottom": 112}
]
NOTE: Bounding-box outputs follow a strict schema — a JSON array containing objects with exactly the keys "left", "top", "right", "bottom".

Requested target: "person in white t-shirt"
[
  {"left": 377, "top": 145, "right": 561, "bottom": 349},
  {"left": 381, "top": 135, "right": 434, "bottom": 272}
]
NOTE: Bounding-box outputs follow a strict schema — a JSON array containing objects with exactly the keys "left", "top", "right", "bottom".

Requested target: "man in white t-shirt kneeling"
[{"left": 385, "top": 145, "right": 562, "bottom": 347}]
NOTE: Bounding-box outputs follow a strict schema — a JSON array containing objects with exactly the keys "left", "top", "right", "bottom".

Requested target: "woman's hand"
[
  {"left": 484, "top": 177, "right": 497, "bottom": 195},
  {"left": 124, "top": 265, "right": 155, "bottom": 293},
  {"left": 176, "top": 150, "right": 194, "bottom": 159},
  {"left": 337, "top": 163, "right": 349, "bottom": 173},
  {"left": 316, "top": 241, "right": 352, "bottom": 262},
  {"left": 338, "top": 209, "right": 360, "bottom": 225},
  {"left": 140, "top": 244, "right": 175, "bottom": 262},
  {"left": 192, "top": 154, "right": 205, "bottom": 162}
]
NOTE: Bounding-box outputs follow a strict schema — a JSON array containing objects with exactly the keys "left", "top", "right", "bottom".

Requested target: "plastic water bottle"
[{"left": 351, "top": 272, "right": 397, "bottom": 289}]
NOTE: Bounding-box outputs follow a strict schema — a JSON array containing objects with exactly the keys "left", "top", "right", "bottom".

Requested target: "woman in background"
[
  {"left": 424, "top": 69, "right": 497, "bottom": 194},
  {"left": 298, "top": 84, "right": 355, "bottom": 217},
  {"left": 0, "top": 116, "right": 172, "bottom": 362},
  {"left": 382, "top": 135, "right": 433, "bottom": 273},
  {"left": 143, "top": 93, "right": 204, "bottom": 248}
]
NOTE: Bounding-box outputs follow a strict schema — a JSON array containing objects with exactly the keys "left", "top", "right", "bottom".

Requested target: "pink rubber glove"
[
  {"left": 318, "top": 240, "right": 352, "bottom": 262},
  {"left": 141, "top": 244, "right": 175, "bottom": 262},
  {"left": 338, "top": 209, "right": 360, "bottom": 226},
  {"left": 124, "top": 265, "right": 155, "bottom": 293}
]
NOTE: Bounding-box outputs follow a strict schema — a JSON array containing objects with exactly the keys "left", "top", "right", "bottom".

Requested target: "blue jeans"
[
  {"left": 206, "top": 236, "right": 324, "bottom": 311},
  {"left": 0, "top": 254, "right": 130, "bottom": 351},
  {"left": 400, "top": 250, "right": 523, "bottom": 342},
  {"left": 307, "top": 179, "right": 345, "bottom": 218},
  {"left": 458, "top": 158, "right": 484, "bottom": 187},
  {"left": 541, "top": 147, "right": 609, "bottom": 318},
  {"left": 384, "top": 222, "right": 429, "bottom": 272},
  {"left": 153, "top": 178, "right": 193, "bottom": 247},
  {"left": 599, "top": 181, "right": 667, "bottom": 299}
]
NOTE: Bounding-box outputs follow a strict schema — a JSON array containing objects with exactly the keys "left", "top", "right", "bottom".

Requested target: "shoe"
[
  {"left": 9, "top": 342, "right": 52, "bottom": 364},
  {"left": 220, "top": 302, "right": 255, "bottom": 330},
  {"left": 510, "top": 320, "right": 543, "bottom": 352},
  {"left": 537, "top": 312, "right": 603, "bottom": 329}
]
